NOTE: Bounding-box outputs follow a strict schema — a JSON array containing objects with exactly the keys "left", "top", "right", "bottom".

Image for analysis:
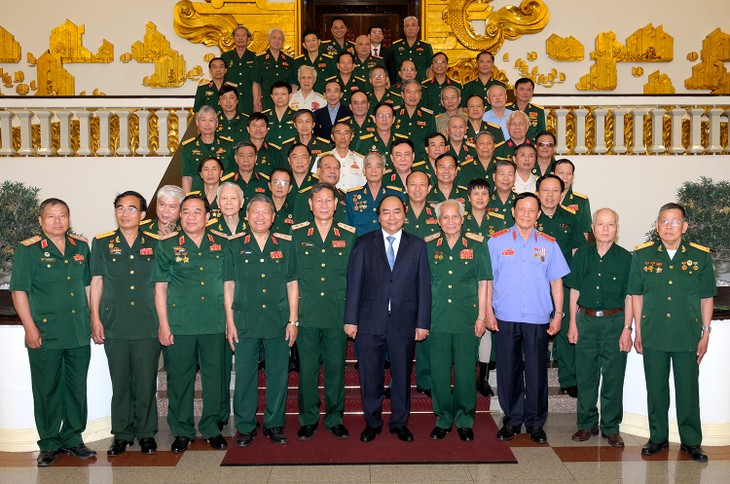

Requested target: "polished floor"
[{"left": 1, "top": 413, "right": 728, "bottom": 483}]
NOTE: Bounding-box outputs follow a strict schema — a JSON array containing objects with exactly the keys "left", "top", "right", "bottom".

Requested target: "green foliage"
[{"left": 0, "top": 181, "right": 41, "bottom": 274}]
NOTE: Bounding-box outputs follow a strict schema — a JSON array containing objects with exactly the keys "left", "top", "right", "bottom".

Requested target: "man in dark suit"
[
  {"left": 369, "top": 25, "right": 396, "bottom": 85},
  {"left": 344, "top": 195, "right": 432, "bottom": 443},
  {"left": 314, "top": 80, "right": 352, "bottom": 139}
]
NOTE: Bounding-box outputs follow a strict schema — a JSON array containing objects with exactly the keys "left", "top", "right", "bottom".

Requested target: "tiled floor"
[{"left": 1, "top": 413, "right": 727, "bottom": 483}]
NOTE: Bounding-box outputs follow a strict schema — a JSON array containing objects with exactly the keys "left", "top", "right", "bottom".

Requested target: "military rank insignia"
[
  {"left": 332, "top": 240, "right": 346, "bottom": 248},
  {"left": 140, "top": 248, "right": 153, "bottom": 256},
  {"left": 460, "top": 249, "right": 473, "bottom": 260},
  {"left": 270, "top": 251, "right": 283, "bottom": 259}
]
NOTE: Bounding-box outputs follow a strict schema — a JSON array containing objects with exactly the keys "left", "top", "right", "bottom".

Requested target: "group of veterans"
[{"left": 10, "top": 16, "right": 716, "bottom": 468}]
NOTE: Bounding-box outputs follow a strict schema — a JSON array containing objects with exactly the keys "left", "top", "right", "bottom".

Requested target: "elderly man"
[
  {"left": 506, "top": 77, "right": 546, "bottom": 142},
  {"left": 225, "top": 194, "right": 300, "bottom": 446},
  {"left": 216, "top": 84, "right": 247, "bottom": 142},
  {"left": 326, "top": 51, "right": 368, "bottom": 106},
  {"left": 392, "top": 16, "right": 433, "bottom": 81},
  {"left": 181, "top": 105, "right": 235, "bottom": 194},
  {"left": 152, "top": 194, "right": 229, "bottom": 452},
  {"left": 461, "top": 51, "right": 507, "bottom": 109},
  {"left": 426, "top": 153, "right": 469, "bottom": 209},
  {"left": 321, "top": 17, "right": 355, "bottom": 57},
  {"left": 552, "top": 158, "right": 592, "bottom": 237},
  {"left": 534, "top": 131, "right": 557, "bottom": 177},
  {"left": 457, "top": 131, "right": 502, "bottom": 185},
  {"left": 281, "top": 109, "right": 332, "bottom": 163},
  {"left": 513, "top": 143, "right": 539, "bottom": 194},
  {"left": 90, "top": 191, "right": 160, "bottom": 457},
  {"left": 435, "top": 86, "right": 466, "bottom": 135},
  {"left": 316, "top": 121, "right": 365, "bottom": 191},
  {"left": 313, "top": 80, "right": 352, "bottom": 139},
  {"left": 352, "top": 34, "right": 384, "bottom": 81},
  {"left": 465, "top": 95, "right": 505, "bottom": 146},
  {"left": 367, "top": 65, "right": 401, "bottom": 114},
  {"left": 346, "top": 152, "right": 404, "bottom": 235},
  {"left": 564, "top": 208, "right": 633, "bottom": 448},
  {"left": 394, "top": 80, "right": 436, "bottom": 162},
  {"left": 385, "top": 138, "right": 416, "bottom": 192},
  {"left": 292, "top": 183, "right": 356, "bottom": 441},
  {"left": 294, "top": 30, "right": 335, "bottom": 94},
  {"left": 352, "top": 103, "right": 405, "bottom": 168},
  {"left": 486, "top": 192, "right": 569, "bottom": 443},
  {"left": 264, "top": 81, "right": 297, "bottom": 146},
  {"left": 348, "top": 90, "right": 376, "bottom": 140},
  {"left": 494, "top": 111, "right": 532, "bottom": 160},
  {"left": 445, "top": 115, "right": 477, "bottom": 166},
  {"left": 628, "top": 203, "right": 716, "bottom": 462},
  {"left": 221, "top": 25, "right": 261, "bottom": 114},
  {"left": 230, "top": 141, "right": 270, "bottom": 201},
  {"left": 245, "top": 113, "right": 284, "bottom": 173},
  {"left": 11, "top": 198, "right": 95, "bottom": 467},
  {"left": 487, "top": 159, "right": 517, "bottom": 224},
  {"left": 427, "top": 199, "right": 491, "bottom": 441},
  {"left": 422, "top": 52, "right": 462, "bottom": 114},
  {"left": 481, "top": 84, "right": 513, "bottom": 140},
  {"left": 289, "top": 65, "right": 326, "bottom": 112},
  {"left": 140, "top": 185, "right": 183, "bottom": 238},
  {"left": 258, "top": 28, "right": 296, "bottom": 112},
  {"left": 392, "top": 59, "right": 418, "bottom": 92}
]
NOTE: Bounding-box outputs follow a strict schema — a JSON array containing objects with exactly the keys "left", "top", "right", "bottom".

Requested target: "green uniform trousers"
[
  {"left": 222, "top": 342, "right": 233, "bottom": 424},
  {"left": 28, "top": 345, "right": 90, "bottom": 451},
  {"left": 234, "top": 336, "right": 289, "bottom": 432},
  {"left": 575, "top": 312, "right": 627, "bottom": 434},
  {"left": 642, "top": 348, "right": 702, "bottom": 446},
  {"left": 163, "top": 333, "right": 225, "bottom": 439},
  {"left": 553, "top": 291, "right": 576, "bottom": 387},
  {"left": 105, "top": 338, "right": 160, "bottom": 441},
  {"left": 429, "top": 332, "right": 479, "bottom": 429},
  {"left": 297, "top": 327, "right": 347, "bottom": 428},
  {"left": 416, "top": 338, "right": 431, "bottom": 391}
]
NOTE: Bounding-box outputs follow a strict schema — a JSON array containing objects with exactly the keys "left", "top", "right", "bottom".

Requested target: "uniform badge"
[
  {"left": 460, "top": 249, "right": 473, "bottom": 260},
  {"left": 434, "top": 251, "right": 443, "bottom": 260},
  {"left": 140, "top": 248, "right": 153, "bottom": 256},
  {"left": 270, "top": 251, "right": 283, "bottom": 259},
  {"left": 568, "top": 204, "right": 579, "bottom": 211},
  {"left": 73, "top": 254, "right": 85, "bottom": 261},
  {"left": 426, "top": 218, "right": 438, "bottom": 224},
  {"left": 109, "top": 247, "right": 122, "bottom": 255},
  {"left": 210, "top": 244, "right": 222, "bottom": 251},
  {"left": 533, "top": 247, "right": 546, "bottom": 262},
  {"left": 332, "top": 240, "right": 346, "bottom": 248},
  {"left": 44, "top": 251, "right": 50, "bottom": 257},
  {"left": 501, "top": 248, "right": 515, "bottom": 256}
]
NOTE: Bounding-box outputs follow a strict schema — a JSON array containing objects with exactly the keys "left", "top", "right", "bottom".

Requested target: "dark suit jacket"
[
  {"left": 378, "top": 46, "right": 397, "bottom": 86},
  {"left": 313, "top": 104, "right": 352, "bottom": 139},
  {"left": 345, "top": 229, "right": 431, "bottom": 337}
]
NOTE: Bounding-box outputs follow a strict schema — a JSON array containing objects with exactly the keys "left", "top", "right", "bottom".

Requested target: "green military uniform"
[
  {"left": 225, "top": 232, "right": 300, "bottom": 433},
  {"left": 10, "top": 233, "right": 91, "bottom": 452},
  {"left": 231, "top": 171, "right": 270, "bottom": 205},
  {"left": 251, "top": 141, "right": 284, "bottom": 175},
  {"left": 181, "top": 135, "right": 235, "bottom": 192},
  {"left": 367, "top": 90, "right": 402, "bottom": 115},
  {"left": 139, "top": 218, "right": 181, "bottom": 237},
  {"left": 421, "top": 77, "right": 462, "bottom": 114},
  {"left": 151, "top": 229, "right": 228, "bottom": 439},
  {"left": 494, "top": 137, "right": 532, "bottom": 161},
  {"left": 627, "top": 239, "right": 716, "bottom": 446},
  {"left": 263, "top": 108, "right": 296, "bottom": 147},
  {"left": 393, "top": 106, "right": 436, "bottom": 162},
  {"left": 436, "top": 112, "right": 468, "bottom": 136},
  {"left": 257, "top": 50, "right": 296, "bottom": 111},
  {"left": 537, "top": 205, "right": 586, "bottom": 389},
  {"left": 563, "top": 242, "right": 632, "bottom": 435},
  {"left": 90, "top": 228, "right": 160, "bottom": 443},
  {"left": 272, "top": 200, "right": 296, "bottom": 234},
  {"left": 288, "top": 174, "right": 320, "bottom": 223},
  {"left": 447, "top": 142, "right": 477, "bottom": 166},
  {"left": 427, "top": 185, "right": 470, "bottom": 211},
  {"left": 392, "top": 38, "right": 433, "bottom": 82},
  {"left": 465, "top": 121, "right": 505, "bottom": 146},
  {"left": 353, "top": 55, "right": 384, "bottom": 81},
  {"left": 487, "top": 191, "right": 516, "bottom": 225},
  {"left": 321, "top": 39, "right": 355, "bottom": 58},
  {"left": 460, "top": 78, "right": 506, "bottom": 109},
  {"left": 221, "top": 49, "right": 260, "bottom": 116},
  {"left": 292, "top": 221, "right": 356, "bottom": 428},
  {"left": 532, "top": 156, "right": 556, "bottom": 178},
  {"left": 382, "top": 171, "right": 407, "bottom": 193},
  {"left": 347, "top": 116, "right": 376, "bottom": 142},
  {"left": 209, "top": 217, "right": 247, "bottom": 236},
  {"left": 351, "top": 132, "right": 407, "bottom": 168},
  {"left": 426, "top": 232, "right": 492, "bottom": 429},
  {"left": 293, "top": 53, "right": 335, "bottom": 93},
  {"left": 456, "top": 156, "right": 506, "bottom": 186},
  {"left": 281, "top": 136, "right": 333, "bottom": 166},
  {"left": 326, "top": 74, "right": 368, "bottom": 106},
  {"left": 345, "top": 184, "right": 404, "bottom": 235},
  {"left": 194, "top": 80, "right": 225, "bottom": 114},
  {"left": 462, "top": 211, "right": 508, "bottom": 238},
  {"left": 506, "top": 102, "right": 546, "bottom": 141},
  {"left": 562, "top": 188, "right": 592, "bottom": 236},
  {"left": 216, "top": 111, "right": 248, "bottom": 143}
]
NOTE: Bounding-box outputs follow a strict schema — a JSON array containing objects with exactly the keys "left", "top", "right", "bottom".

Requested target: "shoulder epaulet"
[
  {"left": 495, "top": 155, "right": 511, "bottom": 161},
  {"left": 206, "top": 218, "right": 218, "bottom": 226},
  {"left": 491, "top": 228, "right": 509, "bottom": 238},
  {"left": 391, "top": 92, "right": 402, "bottom": 98},
  {"left": 336, "top": 222, "right": 356, "bottom": 233},
  {"left": 354, "top": 76, "right": 366, "bottom": 83},
  {"left": 229, "top": 232, "right": 246, "bottom": 240},
  {"left": 459, "top": 159, "right": 475, "bottom": 167},
  {"left": 486, "top": 122, "right": 501, "bottom": 129},
  {"left": 142, "top": 230, "right": 160, "bottom": 240},
  {"left": 394, "top": 133, "right": 409, "bottom": 139},
  {"left": 505, "top": 102, "right": 516, "bottom": 109},
  {"left": 299, "top": 185, "right": 314, "bottom": 194},
  {"left": 494, "top": 141, "right": 505, "bottom": 148},
  {"left": 560, "top": 204, "right": 577, "bottom": 215},
  {"left": 465, "top": 142, "right": 476, "bottom": 148},
  {"left": 258, "top": 171, "right": 270, "bottom": 180},
  {"left": 316, "top": 136, "right": 331, "bottom": 144},
  {"left": 393, "top": 39, "right": 403, "bottom": 44},
  {"left": 359, "top": 133, "right": 374, "bottom": 140},
  {"left": 465, "top": 232, "right": 485, "bottom": 243},
  {"left": 373, "top": 54, "right": 383, "bottom": 60},
  {"left": 347, "top": 186, "right": 362, "bottom": 193},
  {"left": 139, "top": 219, "right": 152, "bottom": 226},
  {"left": 220, "top": 172, "right": 235, "bottom": 182},
  {"left": 424, "top": 232, "right": 441, "bottom": 243},
  {"left": 634, "top": 241, "right": 655, "bottom": 251},
  {"left": 689, "top": 242, "right": 711, "bottom": 253},
  {"left": 20, "top": 235, "right": 41, "bottom": 246},
  {"left": 538, "top": 231, "right": 556, "bottom": 242},
  {"left": 181, "top": 137, "right": 196, "bottom": 146},
  {"left": 339, "top": 115, "right": 352, "bottom": 123},
  {"left": 456, "top": 185, "right": 468, "bottom": 190},
  {"left": 69, "top": 233, "right": 88, "bottom": 243},
  {"left": 294, "top": 54, "right": 304, "bottom": 60},
  {"left": 532, "top": 103, "right": 544, "bottom": 109},
  {"left": 386, "top": 185, "right": 403, "bottom": 192},
  {"left": 292, "top": 221, "right": 310, "bottom": 231},
  {"left": 421, "top": 107, "right": 434, "bottom": 115},
  {"left": 421, "top": 78, "right": 432, "bottom": 85},
  {"left": 198, "top": 78, "right": 211, "bottom": 86},
  {"left": 219, "top": 135, "right": 234, "bottom": 142},
  {"left": 188, "top": 190, "right": 201, "bottom": 196},
  {"left": 160, "top": 231, "right": 179, "bottom": 241},
  {"left": 325, "top": 75, "right": 337, "bottom": 81},
  {"left": 281, "top": 137, "right": 296, "bottom": 145},
  {"left": 262, "top": 108, "right": 273, "bottom": 115},
  {"left": 489, "top": 212, "right": 505, "bottom": 220},
  {"left": 435, "top": 112, "right": 446, "bottom": 120},
  {"left": 268, "top": 142, "right": 281, "bottom": 149},
  {"left": 322, "top": 53, "right": 333, "bottom": 59},
  {"left": 95, "top": 230, "right": 116, "bottom": 240},
  {"left": 412, "top": 160, "right": 426, "bottom": 168},
  {"left": 273, "top": 232, "right": 292, "bottom": 241},
  {"left": 572, "top": 191, "right": 588, "bottom": 199},
  {"left": 224, "top": 81, "right": 238, "bottom": 88},
  {"left": 209, "top": 229, "right": 227, "bottom": 239}
]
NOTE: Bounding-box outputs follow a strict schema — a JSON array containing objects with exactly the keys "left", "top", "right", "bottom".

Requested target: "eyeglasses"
[
  {"left": 115, "top": 206, "right": 139, "bottom": 213},
  {"left": 370, "top": 73, "right": 385, "bottom": 79},
  {"left": 658, "top": 219, "right": 683, "bottom": 228},
  {"left": 271, "top": 179, "right": 290, "bottom": 186},
  {"left": 432, "top": 59, "right": 447, "bottom": 64},
  {"left": 376, "top": 113, "right": 393, "bottom": 118},
  {"left": 400, "top": 67, "right": 416, "bottom": 72},
  {"left": 537, "top": 141, "right": 555, "bottom": 147}
]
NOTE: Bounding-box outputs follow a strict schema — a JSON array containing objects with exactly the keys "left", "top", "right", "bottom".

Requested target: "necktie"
[
  {"left": 386, "top": 236, "right": 395, "bottom": 271},
  {"left": 374, "top": 47, "right": 379, "bottom": 56}
]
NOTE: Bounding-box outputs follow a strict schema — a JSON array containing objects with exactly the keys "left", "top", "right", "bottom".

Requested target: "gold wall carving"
[
  {"left": 604, "top": 111, "right": 614, "bottom": 152},
  {"left": 50, "top": 20, "right": 114, "bottom": 63},
  {"left": 446, "top": 59, "right": 510, "bottom": 87},
  {"left": 546, "top": 34, "right": 583, "bottom": 61},
  {"left": 0, "top": 27, "right": 22, "bottom": 63},
  {"left": 128, "top": 22, "right": 190, "bottom": 88},
  {"left": 644, "top": 71, "right": 674, "bottom": 94},
  {"left": 685, "top": 28, "right": 730, "bottom": 94},
  {"left": 632, "top": 67, "right": 644, "bottom": 77},
  {"left": 514, "top": 57, "right": 565, "bottom": 88},
  {"left": 622, "top": 24, "right": 673, "bottom": 62},
  {"left": 36, "top": 51, "right": 74, "bottom": 96}
]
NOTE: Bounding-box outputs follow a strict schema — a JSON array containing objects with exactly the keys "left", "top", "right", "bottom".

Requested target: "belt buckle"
[{"left": 595, "top": 310, "right": 604, "bottom": 317}]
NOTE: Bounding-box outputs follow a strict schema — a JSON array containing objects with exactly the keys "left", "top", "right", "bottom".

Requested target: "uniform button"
[
  {"left": 668, "top": 280, "right": 673, "bottom": 285},
  {"left": 130, "top": 286, "right": 135, "bottom": 290},
  {"left": 321, "top": 292, "right": 325, "bottom": 296},
  {"left": 262, "top": 289, "right": 267, "bottom": 293},
  {"left": 447, "top": 299, "right": 452, "bottom": 304},
  {"left": 448, "top": 285, "right": 453, "bottom": 289},
  {"left": 70, "top": 292, "right": 74, "bottom": 297},
  {"left": 598, "top": 273, "right": 601, "bottom": 276},
  {"left": 262, "top": 274, "right": 266, "bottom": 278},
  {"left": 65, "top": 260, "right": 68, "bottom": 264},
  {"left": 130, "top": 301, "right": 135, "bottom": 306},
  {"left": 596, "top": 286, "right": 600, "bottom": 290},
  {"left": 130, "top": 254, "right": 134, "bottom": 259},
  {"left": 669, "top": 265, "right": 673, "bottom": 269},
  {"left": 321, "top": 263, "right": 326, "bottom": 267},
  {"left": 666, "top": 313, "right": 671, "bottom": 318},
  {"left": 201, "top": 281, "right": 205, "bottom": 286},
  {"left": 47, "top": 264, "right": 52, "bottom": 268},
  {"left": 667, "top": 296, "right": 672, "bottom": 301},
  {"left": 130, "top": 270, "right": 135, "bottom": 275},
  {"left": 71, "top": 309, "right": 76, "bottom": 314},
  {"left": 198, "top": 252, "right": 203, "bottom": 256},
  {"left": 321, "top": 248, "right": 326, "bottom": 253},
  {"left": 262, "top": 304, "right": 267, "bottom": 309},
  {"left": 67, "top": 276, "right": 71, "bottom": 280},
  {"left": 448, "top": 270, "right": 453, "bottom": 274},
  {"left": 200, "top": 267, "right": 204, "bottom": 271},
  {"left": 321, "top": 277, "right": 325, "bottom": 282},
  {"left": 42, "top": 318, "right": 47, "bottom": 323},
  {"left": 449, "top": 256, "right": 453, "bottom": 260},
  {"left": 260, "top": 258, "right": 265, "bottom": 263}
]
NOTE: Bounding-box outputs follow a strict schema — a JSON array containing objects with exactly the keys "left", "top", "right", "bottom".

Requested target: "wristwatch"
[
  {"left": 623, "top": 325, "right": 633, "bottom": 331},
  {"left": 702, "top": 325, "right": 711, "bottom": 333},
  {"left": 287, "top": 320, "right": 299, "bottom": 327}
]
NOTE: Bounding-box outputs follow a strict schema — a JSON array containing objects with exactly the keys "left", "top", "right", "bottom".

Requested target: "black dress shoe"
[
  {"left": 479, "top": 382, "right": 494, "bottom": 397},
  {"left": 107, "top": 439, "right": 132, "bottom": 456},
  {"left": 171, "top": 436, "right": 193, "bottom": 453},
  {"left": 360, "top": 425, "right": 382, "bottom": 443},
  {"left": 59, "top": 444, "right": 97, "bottom": 459},
  {"left": 327, "top": 424, "right": 350, "bottom": 439},
  {"left": 681, "top": 444, "right": 708, "bottom": 462},
  {"left": 390, "top": 426, "right": 414, "bottom": 442},
  {"left": 641, "top": 440, "right": 669, "bottom": 455},
  {"left": 416, "top": 387, "right": 432, "bottom": 398},
  {"left": 263, "top": 426, "right": 288, "bottom": 444},
  {"left": 139, "top": 437, "right": 157, "bottom": 454},
  {"left": 457, "top": 427, "right": 475, "bottom": 441},
  {"left": 496, "top": 424, "right": 520, "bottom": 441},
  {"left": 383, "top": 387, "right": 391, "bottom": 399},
  {"left": 430, "top": 426, "right": 451, "bottom": 440},
  {"left": 297, "top": 424, "right": 317, "bottom": 440},
  {"left": 207, "top": 434, "right": 228, "bottom": 450},
  {"left": 36, "top": 451, "right": 57, "bottom": 467},
  {"left": 560, "top": 386, "right": 578, "bottom": 398},
  {"left": 236, "top": 428, "right": 257, "bottom": 447},
  {"left": 528, "top": 427, "right": 548, "bottom": 443}
]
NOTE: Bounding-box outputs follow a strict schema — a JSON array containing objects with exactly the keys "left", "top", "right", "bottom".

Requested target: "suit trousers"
[
  {"left": 28, "top": 345, "right": 90, "bottom": 451},
  {"left": 297, "top": 326, "right": 347, "bottom": 428},
  {"left": 163, "top": 333, "right": 225, "bottom": 439},
  {"left": 105, "top": 338, "right": 160, "bottom": 441},
  {"left": 495, "top": 320, "right": 549, "bottom": 429},
  {"left": 642, "top": 348, "right": 702, "bottom": 446}
]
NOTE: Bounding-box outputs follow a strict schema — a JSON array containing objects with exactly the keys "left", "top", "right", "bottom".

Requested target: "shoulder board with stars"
[
  {"left": 258, "top": 171, "right": 270, "bottom": 180},
  {"left": 181, "top": 137, "right": 196, "bottom": 146},
  {"left": 459, "top": 159, "right": 475, "bottom": 167},
  {"left": 505, "top": 102, "right": 516, "bottom": 109},
  {"left": 273, "top": 232, "right": 292, "bottom": 241},
  {"left": 339, "top": 115, "right": 352, "bottom": 123},
  {"left": 572, "top": 191, "right": 588, "bottom": 199},
  {"left": 316, "top": 136, "right": 331, "bottom": 144},
  {"left": 209, "top": 229, "right": 228, "bottom": 239},
  {"left": 538, "top": 232, "right": 556, "bottom": 242},
  {"left": 299, "top": 185, "right": 314, "bottom": 194},
  {"left": 347, "top": 186, "right": 362, "bottom": 193},
  {"left": 292, "top": 221, "right": 310, "bottom": 231},
  {"left": 160, "top": 231, "right": 179, "bottom": 241},
  {"left": 456, "top": 185, "right": 468, "bottom": 190},
  {"left": 359, "top": 133, "right": 374, "bottom": 140},
  {"left": 219, "top": 135, "right": 234, "bottom": 142},
  {"left": 689, "top": 242, "right": 711, "bottom": 253},
  {"left": 494, "top": 141, "right": 506, "bottom": 148},
  {"left": 69, "top": 233, "right": 88, "bottom": 243},
  {"left": 220, "top": 172, "right": 235, "bottom": 182},
  {"left": 393, "top": 39, "right": 403, "bottom": 45},
  {"left": 412, "top": 160, "right": 426, "bottom": 168},
  {"left": 386, "top": 185, "right": 403, "bottom": 192},
  {"left": 143, "top": 231, "right": 160, "bottom": 240},
  {"left": 269, "top": 142, "right": 281, "bottom": 150},
  {"left": 229, "top": 232, "right": 246, "bottom": 240},
  {"left": 486, "top": 122, "right": 501, "bottom": 129},
  {"left": 95, "top": 230, "right": 116, "bottom": 240},
  {"left": 354, "top": 76, "right": 366, "bottom": 83},
  {"left": 262, "top": 108, "right": 273, "bottom": 116},
  {"left": 20, "top": 235, "right": 42, "bottom": 246},
  {"left": 421, "top": 107, "right": 434, "bottom": 115},
  {"left": 394, "top": 133, "right": 409, "bottom": 140},
  {"left": 224, "top": 81, "right": 238, "bottom": 88},
  {"left": 281, "top": 137, "right": 296, "bottom": 145},
  {"left": 560, "top": 205, "right": 577, "bottom": 215},
  {"left": 325, "top": 75, "right": 337, "bottom": 81},
  {"left": 206, "top": 218, "right": 218, "bottom": 226},
  {"left": 634, "top": 241, "right": 654, "bottom": 251},
  {"left": 139, "top": 219, "right": 152, "bottom": 226},
  {"left": 491, "top": 228, "right": 509, "bottom": 238},
  {"left": 337, "top": 222, "right": 356, "bottom": 233},
  {"left": 421, "top": 78, "right": 432, "bottom": 85},
  {"left": 465, "top": 232, "right": 485, "bottom": 243},
  {"left": 424, "top": 232, "right": 441, "bottom": 243},
  {"left": 489, "top": 212, "right": 505, "bottom": 220}
]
